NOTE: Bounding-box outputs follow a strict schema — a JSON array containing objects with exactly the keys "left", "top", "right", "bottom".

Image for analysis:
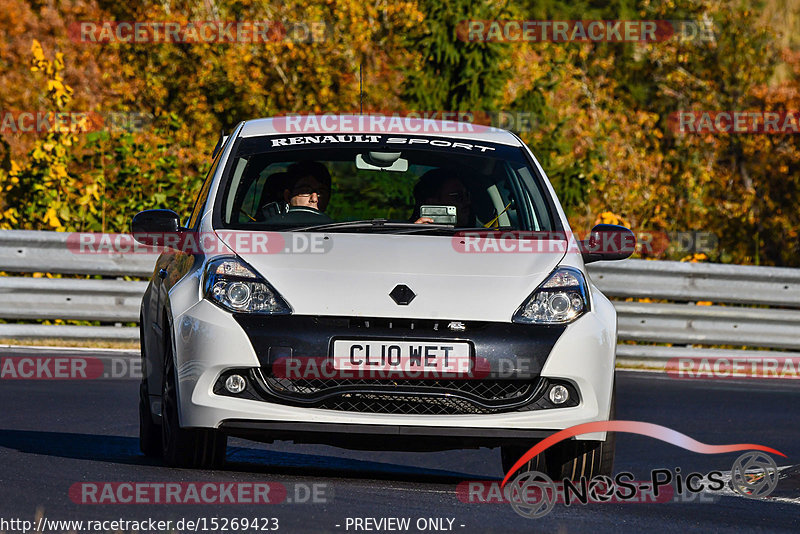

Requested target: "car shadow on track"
[
  {"left": 0, "top": 429, "right": 493, "bottom": 484},
  {"left": 223, "top": 444, "right": 495, "bottom": 483}
]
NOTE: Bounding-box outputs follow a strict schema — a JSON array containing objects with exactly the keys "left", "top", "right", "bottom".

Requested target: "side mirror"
[
  {"left": 580, "top": 224, "right": 636, "bottom": 264},
  {"left": 131, "top": 209, "right": 182, "bottom": 246}
]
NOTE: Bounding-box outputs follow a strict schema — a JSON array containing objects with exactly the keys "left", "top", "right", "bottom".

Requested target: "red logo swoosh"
[{"left": 501, "top": 420, "right": 786, "bottom": 488}]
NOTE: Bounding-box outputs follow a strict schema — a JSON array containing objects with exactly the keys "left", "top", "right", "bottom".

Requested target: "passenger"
[{"left": 412, "top": 168, "right": 474, "bottom": 226}]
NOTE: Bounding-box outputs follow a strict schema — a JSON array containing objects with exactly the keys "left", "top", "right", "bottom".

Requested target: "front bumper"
[
  {"left": 219, "top": 420, "right": 557, "bottom": 451},
  {"left": 170, "top": 294, "right": 617, "bottom": 443}
]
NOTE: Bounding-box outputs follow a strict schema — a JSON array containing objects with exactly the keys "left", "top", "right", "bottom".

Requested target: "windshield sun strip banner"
[{"left": 234, "top": 134, "right": 526, "bottom": 159}]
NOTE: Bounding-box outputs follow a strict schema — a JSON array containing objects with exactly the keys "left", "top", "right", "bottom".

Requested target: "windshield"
[{"left": 216, "top": 134, "right": 557, "bottom": 233}]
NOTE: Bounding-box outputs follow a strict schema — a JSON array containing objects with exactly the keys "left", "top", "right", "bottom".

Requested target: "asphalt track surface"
[{"left": 1, "top": 347, "right": 799, "bottom": 533}]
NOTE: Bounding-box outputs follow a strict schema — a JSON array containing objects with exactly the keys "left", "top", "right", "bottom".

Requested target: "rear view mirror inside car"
[{"left": 355, "top": 151, "right": 409, "bottom": 172}]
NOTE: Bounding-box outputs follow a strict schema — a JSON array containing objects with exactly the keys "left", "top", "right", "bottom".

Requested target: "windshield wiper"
[
  {"left": 391, "top": 225, "right": 466, "bottom": 235},
  {"left": 294, "top": 219, "right": 454, "bottom": 232},
  {"left": 394, "top": 226, "right": 513, "bottom": 234}
]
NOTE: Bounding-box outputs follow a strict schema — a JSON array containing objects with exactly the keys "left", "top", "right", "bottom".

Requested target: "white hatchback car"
[{"left": 133, "top": 115, "right": 634, "bottom": 478}]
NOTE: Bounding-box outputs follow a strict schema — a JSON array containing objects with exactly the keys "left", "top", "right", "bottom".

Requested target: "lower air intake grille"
[
  {"left": 263, "top": 376, "right": 533, "bottom": 402},
  {"left": 318, "top": 392, "right": 497, "bottom": 415},
  {"left": 255, "top": 370, "right": 543, "bottom": 415}
]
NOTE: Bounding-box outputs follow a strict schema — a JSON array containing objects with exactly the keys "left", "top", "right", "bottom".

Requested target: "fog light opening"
[
  {"left": 549, "top": 384, "right": 569, "bottom": 405},
  {"left": 225, "top": 374, "right": 247, "bottom": 394}
]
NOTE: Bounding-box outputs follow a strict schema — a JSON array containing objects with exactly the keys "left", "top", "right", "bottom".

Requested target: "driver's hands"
[{"left": 414, "top": 217, "right": 434, "bottom": 224}]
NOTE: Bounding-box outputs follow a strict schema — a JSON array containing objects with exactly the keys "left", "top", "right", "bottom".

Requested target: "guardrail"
[
  {"left": 0, "top": 230, "right": 155, "bottom": 340},
  {"left": 1, "top": 230, "right": 798, "bottom": 364},
  {"left": 590, "top": 260, "right": 800, "bottom": 364}
]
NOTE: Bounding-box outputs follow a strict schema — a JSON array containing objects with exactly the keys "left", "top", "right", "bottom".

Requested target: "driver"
[
  {"left": 264, "top": 161, "right": 333, "bottom": 224},
  {"left": 284, "top": 161, "right": 332, "bottom": 213}
]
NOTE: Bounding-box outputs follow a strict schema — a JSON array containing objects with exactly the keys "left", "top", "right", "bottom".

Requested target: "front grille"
[
  {"left": 349, "top": 318, "right": 442, "bottom": 330},
  {"left": 255, "top": 369, "right": 543, "bottom": 415},
  {"left": 313, "top": 317, "right": 487, "bottom": 332}
]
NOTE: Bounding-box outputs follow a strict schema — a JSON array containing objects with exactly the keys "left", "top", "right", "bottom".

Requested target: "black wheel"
[
  {"left": 501, "top": 442, "right": 548, "bottom": 478},
  {"left": 161, "top": 337, "right": 226, "bottom": 469},
  {"left": 546, "top": 381, "right": 616, "bottom": 481},
  {"left": 139, "top": 320, "right": 162, "bottom": 458},
  {"left": 139, "top": 380, "right": 162, "bottom": 458}
]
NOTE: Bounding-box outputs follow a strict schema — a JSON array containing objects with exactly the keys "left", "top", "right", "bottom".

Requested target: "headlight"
[
  {"left": 204, "top": 257, "right": 292, "bottom": 314},
  {"left": 512, "top": 267, "right": 589, "bottom": 324}
]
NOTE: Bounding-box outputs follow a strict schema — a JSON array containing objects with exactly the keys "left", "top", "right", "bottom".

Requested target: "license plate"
[{"left": 332, "top": 340, "right": 472, "bottom": 375}]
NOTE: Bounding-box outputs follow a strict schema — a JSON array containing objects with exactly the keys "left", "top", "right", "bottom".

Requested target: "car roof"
[{"left": 238, "top": 114, "right": 523, "bottom": 147}]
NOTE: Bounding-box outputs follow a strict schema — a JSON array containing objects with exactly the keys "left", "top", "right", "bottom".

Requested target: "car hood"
[{"left": 215, "top": 231, "right": 568, "bottom": 322}]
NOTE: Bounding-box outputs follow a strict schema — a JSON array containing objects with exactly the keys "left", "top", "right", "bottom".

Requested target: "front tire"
[
  {"left": 139, "top": 381, "right": 162, "bottom": 457},
  {"left": 161, "top": 338, "right": 226, "bottom": 469},
  {"left": 546, "top": 381, "right": 616, "bottom": 480},
  {"left": 500, "top": 443, "right": 547, "bottom": 478},
  {"left": 139, "top": 320, "right": 162, "bottom": 458}
]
